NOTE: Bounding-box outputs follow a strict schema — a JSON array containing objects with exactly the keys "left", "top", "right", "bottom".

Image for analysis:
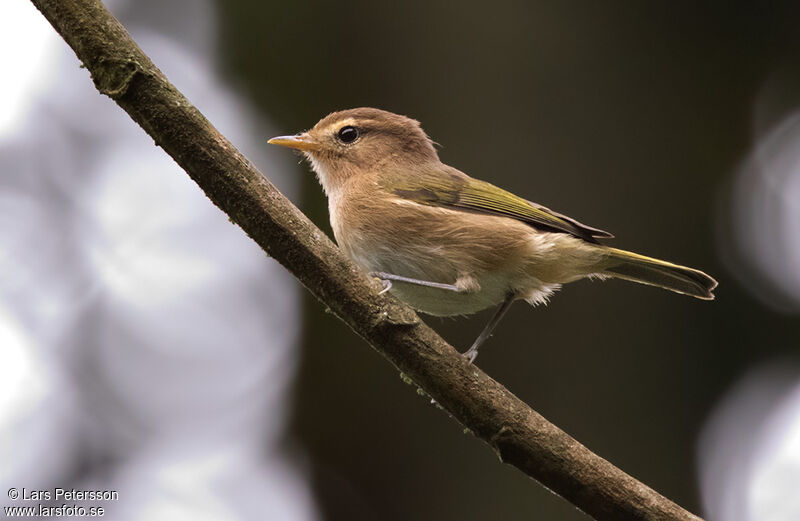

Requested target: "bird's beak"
[{"left": 267, "top": 133, "right": 319, "bottom": 151}]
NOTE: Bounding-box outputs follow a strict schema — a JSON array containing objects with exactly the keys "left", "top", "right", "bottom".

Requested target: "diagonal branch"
[{"left": 29, "top": 1, "right": 704, "bottom": 520}]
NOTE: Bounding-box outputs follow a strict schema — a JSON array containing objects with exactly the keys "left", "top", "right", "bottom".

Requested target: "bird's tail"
[{"left": 601, "top": 247, "right": 717, "bottom": 300}]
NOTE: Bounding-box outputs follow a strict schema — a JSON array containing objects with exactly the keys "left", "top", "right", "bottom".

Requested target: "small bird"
[{"left": 269, "top": 108, "right": 717, "bottom": 362}]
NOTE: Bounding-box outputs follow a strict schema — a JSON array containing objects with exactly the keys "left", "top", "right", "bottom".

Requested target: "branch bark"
[{"left": 29, "top": 1, "right": 704, "bottom": 520}]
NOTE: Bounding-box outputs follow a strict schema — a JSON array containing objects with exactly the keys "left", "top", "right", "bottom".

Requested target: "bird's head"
[{"left": 268, "top": 108, "right": 438, "bottom": 194}]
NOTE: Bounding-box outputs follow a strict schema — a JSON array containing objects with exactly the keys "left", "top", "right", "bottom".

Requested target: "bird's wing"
[{"left": 382, "top": 166, "right": 613, "bottom": 243}]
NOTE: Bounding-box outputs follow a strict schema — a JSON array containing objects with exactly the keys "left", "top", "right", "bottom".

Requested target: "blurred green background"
[{"left": 217, "top": 2, "right": 800, "bottom": 519}]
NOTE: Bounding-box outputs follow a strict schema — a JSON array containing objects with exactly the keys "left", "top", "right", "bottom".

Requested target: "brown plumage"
[{"left": 269, "top": 108, "right": 717, "bottom": 361}]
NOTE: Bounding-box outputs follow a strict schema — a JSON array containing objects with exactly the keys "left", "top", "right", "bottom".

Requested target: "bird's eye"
[{"left": 337, "top": 126, "right": 359, "bottom": 144}]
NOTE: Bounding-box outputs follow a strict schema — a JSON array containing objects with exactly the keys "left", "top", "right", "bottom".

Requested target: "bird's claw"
[
  {"left": 377, "top": 278, "right": 392, "bottom": 296},
  {"left": 463, "top": 348, "right": 479, "bottom": 365}
]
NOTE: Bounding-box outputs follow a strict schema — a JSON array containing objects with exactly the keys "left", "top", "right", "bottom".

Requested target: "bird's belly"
[
  {"left": 388, "top": 274, "right": 510, "bottom": 316},
  {"left": 345, "top": 242, "right": 514, "bottom": 316},
  {"left": 332, "top": 200, "right": 584, "bottom": 316}
]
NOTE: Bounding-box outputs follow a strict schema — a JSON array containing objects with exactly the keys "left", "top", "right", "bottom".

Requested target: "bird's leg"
[
  {"left": 463, "top": 293, "right": 516, "bottom": 364},
  {"left": 369, "top": 271, "right": 462, "bottom": 292}
]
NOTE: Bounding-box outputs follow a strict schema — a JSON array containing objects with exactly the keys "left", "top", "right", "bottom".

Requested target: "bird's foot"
[
  {"left": 377, "top": 278, "right": 392, "bottom": 295},
  {"left": 462, "top": 346, "right": 479, "bottom": 365}
]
